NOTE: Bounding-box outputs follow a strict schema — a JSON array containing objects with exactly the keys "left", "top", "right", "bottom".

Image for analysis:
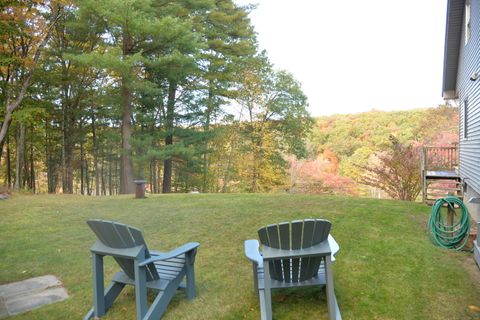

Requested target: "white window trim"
[{"left": 465, "top": 0, "right": 471, "bottom": 45}]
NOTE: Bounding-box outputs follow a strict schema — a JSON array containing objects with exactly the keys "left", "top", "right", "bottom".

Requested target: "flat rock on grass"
[{"left": 0, "top": 275, "right": 68, "bottom": 318}]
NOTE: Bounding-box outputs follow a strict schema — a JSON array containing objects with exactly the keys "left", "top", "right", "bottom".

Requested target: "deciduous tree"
[
  {"left": 0, "top": 0, "right": 65, "bottom": 160},
  {"left": 358, "top": 135, "right": 421, "bottom": 201}
]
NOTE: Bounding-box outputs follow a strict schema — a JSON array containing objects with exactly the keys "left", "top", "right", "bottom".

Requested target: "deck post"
[
  {"left": 421, "top": 147, "right": 426, "bottom": 203},
  {"left": 447, "top": 199, "right": 455, "bottom": 230}
]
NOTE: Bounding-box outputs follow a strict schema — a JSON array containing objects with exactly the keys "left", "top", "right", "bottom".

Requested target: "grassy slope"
[{"left": 1, "top": 194, "right": 479, "bottom": 320}]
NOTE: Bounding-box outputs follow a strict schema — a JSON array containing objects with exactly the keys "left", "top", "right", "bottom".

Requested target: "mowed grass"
[{"left": 1, "top": 193, "right": 480, "bottom": 320}]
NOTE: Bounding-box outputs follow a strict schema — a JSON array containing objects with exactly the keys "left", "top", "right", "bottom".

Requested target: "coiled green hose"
[{"left": 428, "top": 196, "right": 471, "bottom": 251}]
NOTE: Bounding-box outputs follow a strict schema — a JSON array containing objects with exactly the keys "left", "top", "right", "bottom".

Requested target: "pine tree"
[{"left": 197, "top": 0, "right": 256, "bottom": 192}]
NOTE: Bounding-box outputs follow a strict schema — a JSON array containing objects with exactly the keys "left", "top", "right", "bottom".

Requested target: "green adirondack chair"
[
  {"left": 245, "top": 219, "right": 341, "bottom": 320},
  {"left": 84, "top": 219, "right": 199, "bottom": 320}
]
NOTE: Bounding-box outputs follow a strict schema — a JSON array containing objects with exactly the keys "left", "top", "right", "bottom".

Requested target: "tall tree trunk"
[
  {"left": 119, "top": 31, "right": 135, "bottom": 194},
  {"left": 5, "top": 134, "right": 12, "bottom": 188},
  {"left": 108, "top": 156, "right": 113, "bottom": 196},
  {"left": 162, "top": 82, "right": 177, "bottom": 193},
  {"left": 150, "top": 160, "right": 156, "bottom": 193},
  {"left": 85, "top": 160, "right": 91, "bottom": 195},
  {"left": 202, "top": 88, "right": 215, "bottom": 193},
  {"left": 80, "top": 138, "right": 84, "bottom": 195},
  {"left": 115, "top": 157, "right": 119, "bottom": 195},
  {"left": 0, "top": 115, "right": 11, "bottom": 162},
  {"left": 101, "top": 157, "right": 106, "bottom": 195},
  {"left": 45, "top": 118, "right": 55, "bottom": 194},
  {"left": 14, "top": 123, "right": 26, "bottom": 190},
  {"left": 157, "top": 163, "right": 162, "bottom": 193},
  {"left": 79, "top": 119, "right": 84, "bottom": 195},
  {"left": 149, "top": 160, "right": 153, "bottom": 193},
  {"left": 22, "top": 127, "right": 29, "bottom": 189},
  {"left": 250, "top": 133, "right": 259, "bottom": 193},
  {"left": 119, "top": 80, "right": 135, "bottom": 194},
  {"left": 23, "top": 134, "right": 29, "bottom": 189},
  {"left": 91, "top": 113, "right": 100, "bottom": 196},
  {"left": 62, "top": 103, "right": 75, "bottom": 194},
  {"left": 29, "top": 125, "right": 35, "bottom": 192}
]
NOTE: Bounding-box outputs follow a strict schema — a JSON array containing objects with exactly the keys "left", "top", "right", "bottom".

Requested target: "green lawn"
[{"left": 1, "top": 193, "right": 479, "bottom": 319}]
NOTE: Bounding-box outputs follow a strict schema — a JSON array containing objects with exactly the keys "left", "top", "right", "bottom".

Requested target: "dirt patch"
[
  {"left": 454, "top": 253, "right": 480, "bottom": 319},
  {"left": 458, "top": 253, "right": 480, "bottom": 291}
]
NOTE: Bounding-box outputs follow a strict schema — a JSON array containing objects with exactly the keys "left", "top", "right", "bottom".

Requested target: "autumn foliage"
[
  {"left": 358, "top": 136, "right": 421, "bottom": 201},
  {"left": 288, "top": 154, "right": 357, "bottom": 195}
]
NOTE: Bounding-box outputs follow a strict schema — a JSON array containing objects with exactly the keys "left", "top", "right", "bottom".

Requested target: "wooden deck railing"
[
  {"left": 421, "top": 145, "right": 459, "bottom": 172},
  {"left": 421, "top": 145, "right": 461, "bottom": 204}
]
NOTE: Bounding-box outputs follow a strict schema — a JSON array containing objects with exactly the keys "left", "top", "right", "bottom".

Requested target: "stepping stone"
[{"left": 0, "top": 275, "right": 68, "bottom": 318}]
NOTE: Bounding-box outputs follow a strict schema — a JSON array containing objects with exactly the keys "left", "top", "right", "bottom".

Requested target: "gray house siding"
[
  {"left": 447, "top": 0, "right": 480, "bottom": 267},
  {"left": 456, "top": 0, "right": 480, "bottom": 197}
]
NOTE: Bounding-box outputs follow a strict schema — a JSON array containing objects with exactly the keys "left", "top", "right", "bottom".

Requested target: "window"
[
  {"left": 464, "top": 99, "right": 469, "bottom": 139},
  {"left": 465, "top": 0, "right": 471, "bottom": 45}
]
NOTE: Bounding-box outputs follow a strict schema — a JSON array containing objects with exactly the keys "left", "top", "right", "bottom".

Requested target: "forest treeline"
[
  {"left": 0, "top": 0, "right": 312, "bottom": 195},
  {"left": 0, "top": 1, "right": 459, "bottom": 197}
]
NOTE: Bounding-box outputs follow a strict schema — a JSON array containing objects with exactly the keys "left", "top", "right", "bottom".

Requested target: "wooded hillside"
[{"left": 289, "top": 105, "right": 459, "bottom": 197}]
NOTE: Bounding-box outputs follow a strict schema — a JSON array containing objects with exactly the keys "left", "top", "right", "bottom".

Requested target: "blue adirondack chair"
[
  {"left": 245, "top": 219, "right": 341, "bottom": 320},
  {"left": 84, "top": 219, "right": 199, "bottom": 320}
]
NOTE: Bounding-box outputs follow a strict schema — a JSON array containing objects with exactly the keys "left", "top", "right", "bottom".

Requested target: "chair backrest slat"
[
  {"left": 87, "top": 219, "right": 159, "bottom": 281},
  {"left": 266, "top": 224, "right": 280, "bottom": 249},
  {"left": 302, "top": 219, "right": 315, "bottom": 248},
  {"left": 264, "top": 224, "right": 283, "bottom": 280},
  {"left": 312, "top": 220, "right": 331, "bottom": 245},
  {"left": 291, "top": 221, "right": 303, "bottom": 282},
  {"left": 129, "top": 227, "right": 148, "bottom": 247},
  {"left": 278, "top": 223, "right": 290, "bottom": 250},
  {"left": 258, "top": 228, "right": 269, "bottom": 246},
  {"left": 278, "top": 223, "right": 291, "bottom": 281},
  {"left": 291, "top": 220, "right": 303, "bottom": 250},
  {"left": 88, "top": 221, "right": 115, "bottom": 247},
  {"left": 114, "top": 224, "right": 137, "bottom": 247},
  {"left": 258, "top": 219, "right": 331, "bottom": 283}
]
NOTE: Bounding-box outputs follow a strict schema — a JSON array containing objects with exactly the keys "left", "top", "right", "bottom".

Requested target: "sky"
[{"left": 234, "top": 0, "right": 448, "bottom": 116}]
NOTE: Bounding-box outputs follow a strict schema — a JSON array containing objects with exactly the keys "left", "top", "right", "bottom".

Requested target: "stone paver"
[
  {"left": 0, "top": 275, "right": 68, "bottom": 318},
  {"left": 0, "top": 300, "right": 8, "bottom": 318}
]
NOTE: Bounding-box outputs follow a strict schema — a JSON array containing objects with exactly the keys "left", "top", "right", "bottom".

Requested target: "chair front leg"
[
  {"left": 324, "top": 255, "right": 336, "bottom": 320},
  {"left": 134, "top": 257, "right": 148, "bottom": 320},
  {"left": 92, "top": 253, "right": 106, "bottom": 317},
  {"left": 252, "top": 263, "right": 259, "bottom": 294},
  {"left": 185, "top": 249, "right": 197, "bottom": 300},
  {"left": 262, "top": 262, "right": 272, "bottom": 320}
]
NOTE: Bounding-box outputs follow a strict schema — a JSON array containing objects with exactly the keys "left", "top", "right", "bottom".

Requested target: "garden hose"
[{"left": 428, "top": 196, "right": 471, "bottom": 251}]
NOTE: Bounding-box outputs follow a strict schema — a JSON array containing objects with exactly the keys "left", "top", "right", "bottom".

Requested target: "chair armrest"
[
  {"left": 138, "top": 242, "right": 200, "bottom": 267},
  {"left": 245, "top": 239, "right": 263, "bottom": 267},
  {"left": 328, "top": 234, "right": 340, "bottom": 262}
]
